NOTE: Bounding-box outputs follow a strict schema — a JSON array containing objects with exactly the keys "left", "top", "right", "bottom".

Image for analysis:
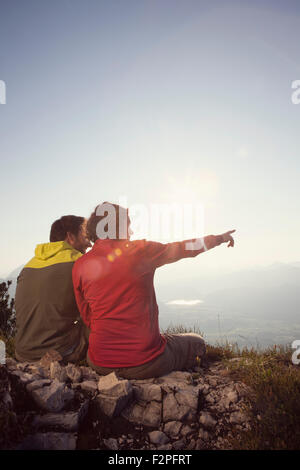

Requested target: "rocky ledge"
[{"left": 0, "top": 352, "right": 253, "bottom": 450}]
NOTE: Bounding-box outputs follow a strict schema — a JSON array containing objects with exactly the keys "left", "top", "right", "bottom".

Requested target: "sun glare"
[
  {"left": 129, "top": 170, "right": 219, "bottom": 242},
  {"left": 162, "top": 170, "right": 218, "bottom": 206}
]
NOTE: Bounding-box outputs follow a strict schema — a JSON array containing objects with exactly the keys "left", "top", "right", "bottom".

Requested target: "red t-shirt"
[{"left": 72, "top": 236, "right": 221, "bottom": 367}]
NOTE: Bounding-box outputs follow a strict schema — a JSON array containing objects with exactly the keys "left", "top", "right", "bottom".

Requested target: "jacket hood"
[{"left": 34, "top": 241, "right": 74, "bottom": 260}]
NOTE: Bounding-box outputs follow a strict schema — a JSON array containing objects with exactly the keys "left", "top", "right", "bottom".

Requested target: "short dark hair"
[
  {"left": 50, "top": 215, "right": 85, "bottom": 242},
  {"left": 87, "top": 202, "right": 129, "bottom": 242}
]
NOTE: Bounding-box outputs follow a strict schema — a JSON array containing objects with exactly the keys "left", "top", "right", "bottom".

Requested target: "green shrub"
[
  {"left": 0, "top": 281, "right": 16, "bottom": 339},
  {"left": 0, "top": 280, "right": 16, "bottom": 358}
]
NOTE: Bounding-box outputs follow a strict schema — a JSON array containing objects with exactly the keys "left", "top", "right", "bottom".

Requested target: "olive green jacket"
[{"left": 15, "top": 241, "right": 83, "bottom": 362}]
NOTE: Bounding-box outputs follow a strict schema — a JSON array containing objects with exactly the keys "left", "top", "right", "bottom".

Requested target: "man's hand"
[{"left": 220, "top": 229, "right": 236, "bottom": 247}]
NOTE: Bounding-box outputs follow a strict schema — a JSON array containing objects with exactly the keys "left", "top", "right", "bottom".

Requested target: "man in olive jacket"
[{"left": 15, "top": 215, "right": 91, "bottom": 363}]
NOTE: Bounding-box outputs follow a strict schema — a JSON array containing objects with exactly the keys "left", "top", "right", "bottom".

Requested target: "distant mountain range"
[
  {"left": 157, "top": 262, "right": 300, "bottom": 348},
  {"left": 2, "top": 261, "right": 300, "bottom": 348}
]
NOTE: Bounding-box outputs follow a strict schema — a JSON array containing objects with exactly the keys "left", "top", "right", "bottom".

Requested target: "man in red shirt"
[{"left": 72, "top": 202, "right": 235, "bottom": 379}]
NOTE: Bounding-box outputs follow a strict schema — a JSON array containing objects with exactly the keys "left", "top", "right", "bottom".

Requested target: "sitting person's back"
[
  {"left": 72, "top": 237, "right": 167, "bottom": 368},
  {"left": 72, "top": 202, "right": 236, "bottom": 379},
  {"left": 15, "top": 215, "right": 91, "bottom": 363}
]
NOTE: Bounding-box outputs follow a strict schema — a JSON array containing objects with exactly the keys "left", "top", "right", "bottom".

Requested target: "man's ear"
[{"left": 65, "top": 232, "right": 75, "bottom": 246}]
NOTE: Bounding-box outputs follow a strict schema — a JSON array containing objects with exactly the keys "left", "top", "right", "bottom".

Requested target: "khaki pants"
[{"left": 87, "top": 333, "right": 206, "bottom": 379}]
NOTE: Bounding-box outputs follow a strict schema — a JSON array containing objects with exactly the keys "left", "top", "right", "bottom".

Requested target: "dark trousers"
[{"left": 87, "top": 333, "right": 206, "bottom": 379}]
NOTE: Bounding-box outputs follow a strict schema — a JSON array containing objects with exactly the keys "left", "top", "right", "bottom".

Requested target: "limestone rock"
[
  {"left": 186, "top": 438, "right": 196, "bottom": 450},
  {"left": 26, "top": 379, "right": 52, "bottom": 392},
  {"left": 103, "top": 438, "right": 119, "bottom": 450},
  {"left": 10, "top": 370, "right": 41, "bottom": 385},
  {"left": 205, "top": 391, "right": 217, "bottom": 405},
  {"left": 157, "top": 443, "right": 172, "bottom": 450},
  {"left": 131, "top": 377, "right": 157, "bottom": 385},
  {"left": 66, "top": 363, "right": 82, "bottom": 383},
  {"left": 143, "top": 401, "right": 162, "bottom": 427},
  {"left": 159, "top": 371, "right": 193, "bottom": 383},
  {"left": 163, "top": 420, "right": 182, "bottom": 438},
  {"left": 16, "top": 362, "right": 30, "bottom": 371},
  {"left": 148, "top": 431, "right": 169, "bottom": 445},
  {"left": 96, "top": 394, "right": 120, "bottom": 418},
  {"left": 2, "top": 390, "right": 13, "bottom": 409},
  {"left": 172, "top": 438, "right": 186, "bottom": 450},
  {"left": 5, "top": 357, "right": 17, "bottom": 369},
  {"left": 27, "top": 364, "right": 47, "bottom": 377},
  {"left": 80, "top": 366, "right": 99, "bottom": 381},
  {"left": 180, "top": 424, "right": 193, "bottom": 437},
  {"left": 198, "top": 428, "right": 210, "bottom": 440},
  {"left": 32, "top": 412, "right": 80, "bottom": 432},
  {"left": 162, "top": 388, "right": 198, "bottom": 422},
  {"left": 5, "top": 357, "right": 255, "bottom": 451},
  {"left": 223, "top": 389, "right": 239, "bottom": 408},
  {"left": 175, "top": 389, "right": 198, "bottom": 412},
  {"left": 195, "top": 438, "right": 206, "bottom": 449},
  {"left": 157, "top": 371, "right": 193, "bottom": 390},
  {"left": 162, "top": 392, "right": 178, "bottom": 422},
  {"left": 39, "top": 350, "right": 63, "bottom": 369},
  {"left": 207, "top": 376, "right": 218, "bottom": 387},
  {"left": 96, "top": 387, "right": 133, "bottom": 418},
  {"left": 121, "top": 402, "right": 144, "bottom": 424},
  {"left": 133, "top": 383, "right": 162, "bottom": 402},
  {"left": 98, "top": 372, "right": 131, "bottom": 396},
  {"left": 122, "top": 399, "right": 162, "bottom": 427},
  {"left": 199, "top": 411, "right": 217, "bottom": 429},
  {"left": 30, "top": 379, "right": 75, "bottom": 412},
  {"left": 17, "top": 432, "right": 77, "bottom": 450},
  {"left": 32, "top": 400, "right": 88, "bottom": 431},
  {"left": 50, "top": 361, "right": 67, "bottom": 382},
  {"left": 96, "top": 373, "right": 133, "bottom": 418},
  {"left": 229, "top": 411, "right": 247, "bottom": 424},
  {"left": 80, "top": 380, "right": 98, "bottom": 392}
]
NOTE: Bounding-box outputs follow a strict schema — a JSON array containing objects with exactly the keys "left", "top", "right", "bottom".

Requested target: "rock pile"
[{"left": 0, "top": 354, "right": 253, "bottom": 450}]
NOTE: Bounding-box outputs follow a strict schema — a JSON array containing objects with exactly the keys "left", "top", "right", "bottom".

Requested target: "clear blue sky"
[{"left": 1, "top": 0, "right": 300, "bottom": 278}]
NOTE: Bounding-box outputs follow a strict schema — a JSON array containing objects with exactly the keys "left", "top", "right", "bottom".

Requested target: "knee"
[
  {"left": 185, "top": 333, "right": 205, "bottom": 345},
  {"left": 189, "top": 334, "right": 206, "bottom": 356},
  {"left": 198, "top": 338, "right": 206, "bottom": 356}
]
